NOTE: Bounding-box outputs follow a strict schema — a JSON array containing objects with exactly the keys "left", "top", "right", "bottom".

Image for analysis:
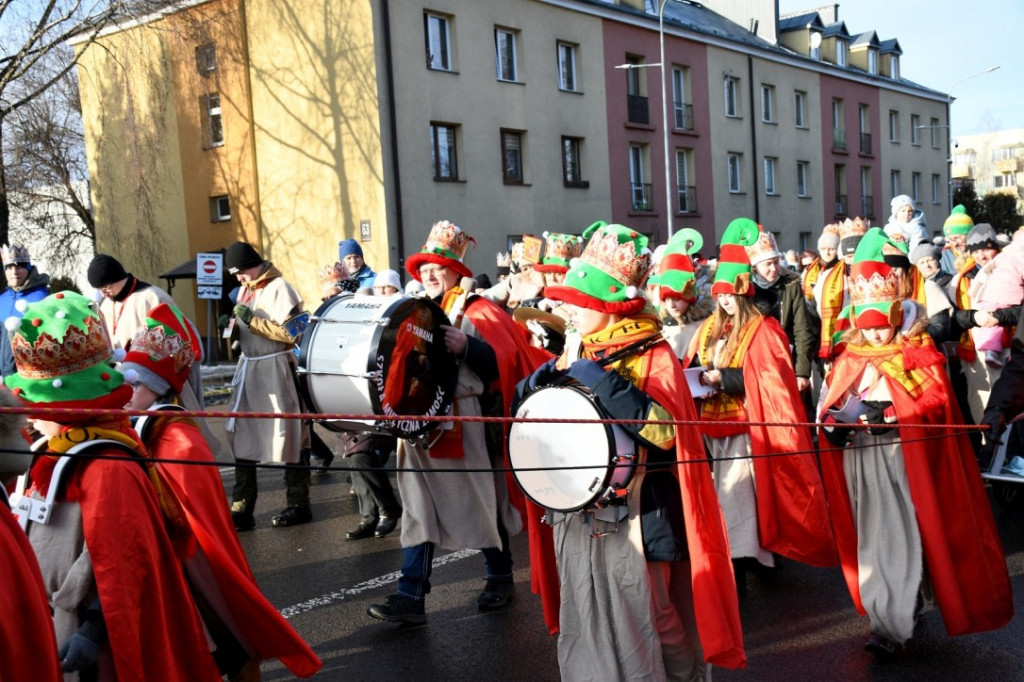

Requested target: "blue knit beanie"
[{"left": 338, "top": 239, "right": 363, "bottom": 261}]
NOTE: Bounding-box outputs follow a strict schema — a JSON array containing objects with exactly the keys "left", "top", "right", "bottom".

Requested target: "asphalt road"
[{"left": 218, "top": 442, "right": 1024, "bottom": 682}]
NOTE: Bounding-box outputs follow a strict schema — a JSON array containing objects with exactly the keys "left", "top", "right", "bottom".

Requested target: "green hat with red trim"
[
  {"left": 842, "top": 227, "right": 906, "bottom": 329},
  {"left": 711, "top": 218, "right": 760, "bottom": 296},
  {"left": 534, "top": 230, "right": 586, "bottom": 274},
  {"left": 544, "top": 222, "right": 652, "bottom": 314},
  {"left": 658, "top": 228, "right": 704, "bottom": 302},
  {"left": 943, "top": 204, "right": 974, "bottom": 237},
  {"left": 121, "top": 303, "right": 202, "bottom": 395},
  {"left": 405, "top": 220, "right": 476, "bottom": 281},
  {"left": 4, "top": 291, "right": 131, "bottom": 410}
]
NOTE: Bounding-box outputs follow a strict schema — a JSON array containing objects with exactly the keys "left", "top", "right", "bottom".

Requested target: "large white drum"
[
  {"left": 297, "top": 294, "right": 458, "bottom": 438},
  {"left": 509, "top": 383, "right": 636, "bottom": 512}
]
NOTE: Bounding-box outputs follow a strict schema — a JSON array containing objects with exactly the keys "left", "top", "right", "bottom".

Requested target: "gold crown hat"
[
  {"left": 543, "top": 222, "right": 652, "bottom": 314},
  {"left": 843, "top": 227, "right": 906, "bottom": 329},
  {"left": 1, "top": 244, "right": 31, "bottom": 268},
  {"left": 4, "top": 291, "right": 132, "bottom": 411},
  {"left": 120, "top": 303, "right": 202, "bottom": 395},
  {"left": 838, "top": 217, "right": 870, "bottom": 256},
  {"left": 744, "top": 226, "right": 782, "bottom": 267},
  {"left": 534, "top": 231, "right": 585, "bottom": 273},
  {"left": 405, "top": 220, "right": 477, "bottom": 281}
]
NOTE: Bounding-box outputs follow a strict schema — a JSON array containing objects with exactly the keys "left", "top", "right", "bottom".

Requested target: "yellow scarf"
[
  {"left": 695, "top": 316, "right": 762, "bottom": 428},
  {"left": 578, "top": 313, "right": 661, "bottom": 390}
]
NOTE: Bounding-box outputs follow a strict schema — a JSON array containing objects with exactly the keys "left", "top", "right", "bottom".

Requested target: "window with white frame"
[
  {"left": 672, "top": 66, "right": 692, "bottom": 130},
  {"left": 930, "top": 117, "right": 940, "bottom": 148},
  {"left": 562, "top": 136, "right": 586, "bottom": 187},
  {"left": 557, "top": 42, "right": 578, "bottom": 91},
  {"left": 430, "top": 122, "right": 459, "bottom": 180},
  {"left": 210, "top": 195, "right": 230, "bottom": 222},
  {"left": 931, "top": 174, "right": 940, "bottom": 203},
  {"left": 794, "top": 90, "right": 807, "bottom": 128},
  {"left": 676, "top": 148, "right": 695, "bottom": 213},
  {"left": 994, "top": 172, "right": 1016, "bottom": 189},
  {"left": 629, "top": 144, "right": 652, "bottom": 211},
  {"left": 501, "top": 130, "right": 524, "bottom": 183},
  {"left": 764, "top": 157, "right": 778, "bottom": 195},
  {"left": 727, "top": 153, "right": 742, "bottom": 193},
  {"left": 890, "top": 55, "right": 899, "bottom": 79},
  {"left": 724, "top": 76, "right": 740, "bottom": 117},
  {"left": 836, "top": 40, "right": 847, "bottom": 66},
  {"left": 760, "top": 84, "right": 775, "bottom": 123},
  {"left": 797, "top": 161, "right": 809, "bottom": 197},
  {"left": 867, "top": 49, "right": 878, "bottom": 75},
  {"left": 890, "top": 169, "right": 900, "bottom": 197},
  {"left": 910, "top": 114, "right": 921, "bottom": 145},
  {"left": 202, "top": 93, "right": 223, "bottom": 148},
  {"left": 889, "top": 110, "right": 899, "bottom": 142},
  {"left": 495, "top": 27, "right": 518, "bottom": 82},
  {"left": 912, "top": 172, "right": 921, "bottom": 202},
  {"left": 424, "top": 12, "right": 453, "bottom": 71}
]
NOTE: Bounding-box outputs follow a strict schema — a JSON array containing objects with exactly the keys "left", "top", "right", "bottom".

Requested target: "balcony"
[
  {"left": 996, "top": 157, "right": 1022, "bottom": 173},
  {"left": 861, "top": 195, "right": 874, "bottom": 219},
  {"left": 677, "top": 185, "right": 698, "bottom": 213},
  {"left": 631, "top": 182, "right": 654, "bottom": 211},
  {"left": 833, "top": 128, "right": 846, "bottom": 152},
  {"left": 860, "top": 132, "right": 872, "bottom": 155},
  {"left": 673, "top": 102, "right": 694, "bottom": 131},
  {"left": 951, "top": 164, "right": 973, "bottom": 179},
  {"left": 834, "top": 194, "right": 848, "bottom": 217},
  {"left": 627, "top": 95, "right": 650, "bottom": 125}
]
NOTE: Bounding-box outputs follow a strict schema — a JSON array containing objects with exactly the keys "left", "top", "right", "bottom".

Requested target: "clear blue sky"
[{"left": 779, "top": 0, "right": 1023, "bottom": 140}]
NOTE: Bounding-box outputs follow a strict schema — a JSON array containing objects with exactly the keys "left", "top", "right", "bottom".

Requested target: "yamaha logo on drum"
[{"left": 405, "top": 322, "right": 434, "bottom": 343}]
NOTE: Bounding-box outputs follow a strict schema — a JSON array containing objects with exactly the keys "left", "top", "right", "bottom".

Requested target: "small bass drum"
[
  {"left": 297, "top": 294, "right": 458, "bottom": 438},
  {"left": 509, "top": 383, "right": 636, "bottom": 512}
]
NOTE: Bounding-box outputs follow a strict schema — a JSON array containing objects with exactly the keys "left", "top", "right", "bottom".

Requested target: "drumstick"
[{"left": 594, "top": 331, "right": 664, "bottom": 367}]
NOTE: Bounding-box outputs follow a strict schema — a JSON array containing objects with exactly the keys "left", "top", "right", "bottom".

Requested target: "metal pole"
[{"left": 659, "top": 0, "right": 673, "bottom": 238}]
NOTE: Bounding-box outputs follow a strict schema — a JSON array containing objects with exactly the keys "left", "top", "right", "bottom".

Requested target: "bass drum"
[
  {"left": 297, "top": 294, "right": 458, "bottom": 438},
  {"left": 509, "top": 383, "right": 636, "bottom": 512}
]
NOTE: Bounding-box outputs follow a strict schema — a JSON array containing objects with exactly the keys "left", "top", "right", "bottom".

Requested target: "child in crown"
[{"left": 818, "top": 228, "right": 1012, "bottom": 657}]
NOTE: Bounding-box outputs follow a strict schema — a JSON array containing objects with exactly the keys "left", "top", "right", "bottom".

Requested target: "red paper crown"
[{"left": 12, "top": 315, "right": 111, "bottom": 380}]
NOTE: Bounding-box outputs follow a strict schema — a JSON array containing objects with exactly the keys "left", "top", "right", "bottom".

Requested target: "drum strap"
[{"left": 225, "top": 350, "right": 294, "bottom": 431}]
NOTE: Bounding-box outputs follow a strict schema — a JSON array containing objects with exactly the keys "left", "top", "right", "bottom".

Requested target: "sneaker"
[
  {"left": 367, "top": 594, "right": 426, "bottom": 625},
  {"left": 271, "top": 506, "right": 312, "bottom": 527},
  {"left": 231, "top": 510, "right": 255, "bottom": 532},
  {"left": 984, "top": 350, "right": 1004, "bottom": 369},
  {"left": 864, "top": 633, "right": 897, "bottom": 657},
  {"left": 477, "top": 579, "right": 516, "bottom": 611}
]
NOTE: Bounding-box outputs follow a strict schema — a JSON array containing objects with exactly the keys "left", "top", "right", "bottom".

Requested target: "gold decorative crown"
[
  {"left": 580, "top": 226, "right": 651, "bottom": 288},
  {"left": 543, "top": 232, "right": 584, "bottom": 261},
  {"left": 132, "top": 324, "right": 193, "bottom": 376},
  {"left": 1, "top": 244, "right": 30, "bottom": 267},
  {"left": 849, "top": 267, "right": 901, "bottom": 309},
  {"left": 12, "top": 315, "right": 112, "bottom": 380},
  {"left": 839, "top": 217, "right": 869, "bottom": 240},
  {"left": 423, "top": 220, "right": 474, "bottom": 262}
]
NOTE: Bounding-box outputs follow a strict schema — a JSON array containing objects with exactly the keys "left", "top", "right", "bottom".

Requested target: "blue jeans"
[{"left": 396, "top": 522, "right": 512, "bottom": 601}]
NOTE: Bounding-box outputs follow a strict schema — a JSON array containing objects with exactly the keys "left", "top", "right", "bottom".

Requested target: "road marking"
[{"left": 279, "top": 549, "right": 481, "bottom": 618}]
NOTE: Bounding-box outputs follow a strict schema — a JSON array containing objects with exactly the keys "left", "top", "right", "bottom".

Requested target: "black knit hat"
[
  {"left": 966, "top": 223, "right": 999, "bottom": 253},
  {"left": 225, "top": 242, "right": 263, "bottom": 274},
  {"left": 87, "top": 254, "right": 128, "bottom": 287}
]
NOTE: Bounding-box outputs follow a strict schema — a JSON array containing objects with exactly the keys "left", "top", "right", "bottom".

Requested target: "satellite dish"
[{"left": 809, "top": 32, "right": 822, "bottom": 49}]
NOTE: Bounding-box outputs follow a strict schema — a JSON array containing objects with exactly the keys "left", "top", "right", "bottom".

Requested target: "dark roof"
[
  {"left": 779, "top": 12, "right": 824, "bottom": 32},
  {"left": 879, "top": 38, "right": 902, "bottom": 55},
  {"left": 850, "top": 30, "right": 880, "bottom": 49},
  {"left": 822, "top": 21, "right": 850, "bottom": 39}
]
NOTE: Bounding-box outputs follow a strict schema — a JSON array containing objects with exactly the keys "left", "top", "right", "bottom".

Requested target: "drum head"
[
  {"left": 370, "top": 297, "right": 458, "bottom": 438},
  {"left": 508, "top": 384, "right": 619, "bottom": 512}
]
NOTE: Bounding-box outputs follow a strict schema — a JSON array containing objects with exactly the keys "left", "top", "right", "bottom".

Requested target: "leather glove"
[
  {"left": 566, "top": 358, "right": 606, "bottom": 390},
  {"left": 821, "top": 415, "right": 852, "bottom": 448},
  {"left": 981, "top": 409, "right": 1007, "bottom": 445},
  {"left": 861, "top": 400, "right": 897, "bottom": 436},
  {"left": 59, "top": 621, "right": 104, "bottom": 672},
  {"left": 233, "top": 304, "right": 253, "bottom": 325}
]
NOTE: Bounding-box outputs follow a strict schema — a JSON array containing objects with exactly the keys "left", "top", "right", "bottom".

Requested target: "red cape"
[
  {"left": 148, "top": 418, "right": 322, "bottom": 677},
  {"left": 818, "top": 339, "right": 1013, "bottom": 635},
  {"left": 65, "top": 454, "right": 223, "bottom": 681},
  {"left": 686, "top": 316, "right": 838, "bottom": 568},
  {"left": 527, "top": 336, "right": 747, "bottom": 669},
  {"left": 0, "top": 500, "right": 62, "bottom": 682}
]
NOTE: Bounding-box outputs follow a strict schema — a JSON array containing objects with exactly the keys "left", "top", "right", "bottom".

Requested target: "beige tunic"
[
  {"left": 227, "top": 268, "right": 304, "bottom": 464},
  {"left": 397, "top": 304, "right": 522, "bottom": 550},
  {"left": 98, "top": 284, "right": 175, "bottom": 350}
]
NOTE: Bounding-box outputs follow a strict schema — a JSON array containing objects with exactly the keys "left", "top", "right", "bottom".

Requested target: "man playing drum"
[
  {"left": 366, "top": 220, "right": 543, "bottom": 625},
  {"left": 516, "top": 223, "right": 745, "bottom": 681}
]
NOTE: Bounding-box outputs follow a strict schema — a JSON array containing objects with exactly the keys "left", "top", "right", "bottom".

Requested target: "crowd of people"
[{"left": 0, "top": 198, "right": 1019, "bottom": 679}]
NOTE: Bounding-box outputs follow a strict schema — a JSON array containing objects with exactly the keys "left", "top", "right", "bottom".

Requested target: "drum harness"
[{"left": 544, "top": 330, "right": 666, "bottom": 539}]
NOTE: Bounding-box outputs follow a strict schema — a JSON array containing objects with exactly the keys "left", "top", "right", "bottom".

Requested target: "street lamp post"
[
  {"left": 945, "top": 66, "right": 1000, "bottom": 212},
  {"left": 615, "top": 1, "right": 678, "bottom": 239}
]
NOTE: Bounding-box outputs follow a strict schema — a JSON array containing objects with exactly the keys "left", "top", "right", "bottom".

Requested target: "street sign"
[
  {"left": 196, "top": 252, "right": 223, "bottom": 286},
  {"left": 198, "top": 285, "right": 222, "bottom": 300}
]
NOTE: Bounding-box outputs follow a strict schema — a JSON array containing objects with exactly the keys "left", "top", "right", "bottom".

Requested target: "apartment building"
[{"left": 953, "top": 129, "right": 1024, "bottom": 214}]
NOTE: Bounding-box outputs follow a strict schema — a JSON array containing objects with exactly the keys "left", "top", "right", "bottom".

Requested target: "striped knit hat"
[{"left": 943, "top": 205, "right": 974, "bottom": 237}]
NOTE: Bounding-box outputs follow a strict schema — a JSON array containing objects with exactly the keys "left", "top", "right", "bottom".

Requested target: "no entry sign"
[{"left": 196, "top": 252, "right": 223, "bottom": 286}]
